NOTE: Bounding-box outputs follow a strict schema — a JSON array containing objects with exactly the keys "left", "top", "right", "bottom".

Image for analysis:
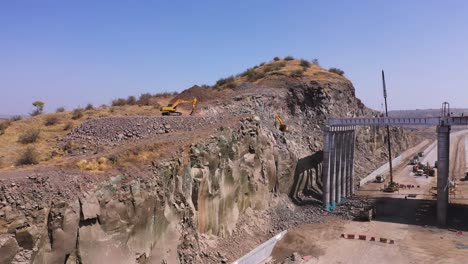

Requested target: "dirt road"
[{"left": 270, "top": 130, "right": 468, "bottom": 264}]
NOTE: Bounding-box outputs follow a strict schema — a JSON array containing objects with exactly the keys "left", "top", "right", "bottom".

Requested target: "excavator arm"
[{"left": 275, "top": 114, "right": 289, "bottom": 132}]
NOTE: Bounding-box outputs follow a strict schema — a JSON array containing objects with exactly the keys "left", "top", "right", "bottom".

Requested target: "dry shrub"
[
  {"left": 18, "top": 129, "right": 40, "bottom": 144},
  {"left": 0, "top": 120, "right": 11, "bottom": 135},
  {"left": 56, "top": 107, "right": 65, "bottom": 113},
  {"left": 16, "top": 147, "right": 39, "bottom": 165},
  {"left": 71, "top": 108, "right": 84, "bottom": 120},
  {"left": 329, "top": 67, "right": 345, "bottom": 76},
  {"left": 284, "top": 56, "right": 294, "bottom": 61},
  {"left": 300, "top": 59, "right": 311, "bottom": 68},
  {"left": 63, "top": 122, "right": 73, "bottom": 131},
  {"left": 10, "top": 115, "right": 22, "bottom": 121},
  {"left": 85, "top": 103, "right": 94, "bottom": 110},
  {"left": 112, "top": 98, "right": 127, "bottom": 106},
  {"left": 76, "top": 157, "right": 110, "bottom": 171},
  {"left": 44, "top": 115, "right": 60, "bottom": 126},
  {"left": 292, "top": 69, "right": 304, "bottom": 77}
]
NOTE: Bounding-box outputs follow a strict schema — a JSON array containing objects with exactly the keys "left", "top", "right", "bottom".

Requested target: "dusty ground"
[{"left": 270, "top": 130, "right": 468, "bottom": 264}]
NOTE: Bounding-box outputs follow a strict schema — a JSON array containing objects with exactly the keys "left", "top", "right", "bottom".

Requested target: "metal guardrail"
[{"left": 328, "top": 117, "right": 468, "bottom": 127}]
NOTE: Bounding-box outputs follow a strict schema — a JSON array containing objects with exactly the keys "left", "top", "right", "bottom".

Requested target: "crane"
[
  {"left": 160, "top": 97, "right": 198, "bottom": 116},
  {"left": 275, "top": 114, "right": 289, "bottom": 132}
]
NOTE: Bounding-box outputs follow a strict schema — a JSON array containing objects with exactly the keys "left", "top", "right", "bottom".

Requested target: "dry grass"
[
  {"left": 0, "top": 101, "right": 172, "bottom": 170},
  {"left": 18, "top": 129, "right": 40, "bottom": 144},
  {"left": 16, "top": 146, "right": 39, "bottom": 165},
  {"left": 215, "top": 59, "right": 349, "bottom": 89},
  {"left": 76, "top": 157, "right": 111, "bottom": 171}
]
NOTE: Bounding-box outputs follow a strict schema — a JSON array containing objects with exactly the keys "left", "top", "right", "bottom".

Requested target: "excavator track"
[{"left": 161, "top": 111, "right": 182, "bottom": 116}]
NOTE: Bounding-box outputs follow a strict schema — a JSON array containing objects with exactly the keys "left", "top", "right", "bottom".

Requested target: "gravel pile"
[{"left": 65, "top": 115, "right": 229, "bottom": 146}]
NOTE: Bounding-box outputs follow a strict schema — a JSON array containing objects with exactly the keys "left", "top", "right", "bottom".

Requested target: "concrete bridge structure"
[{"left": 322, "top": 116, "right": 468, "bottom": 226}]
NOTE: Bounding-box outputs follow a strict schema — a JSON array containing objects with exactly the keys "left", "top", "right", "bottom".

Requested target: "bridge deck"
[{"left": 328, "top": 116, "right": 468, "bottom": 127}]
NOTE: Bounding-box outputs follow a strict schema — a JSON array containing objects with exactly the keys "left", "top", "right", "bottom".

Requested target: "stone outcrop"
[{"left": 0, "top": 69, "right": 419, "bottom": 263}]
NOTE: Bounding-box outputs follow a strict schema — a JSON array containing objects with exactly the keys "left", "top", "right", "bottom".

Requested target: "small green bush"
[
  {"left": 31, "top": 101, "right": 44, "bottom": 116},
  {"left": 85, "top": 103, "right": 94, "bottom": 110},
  {"left": 273, "top": 56, "right": 280, "bottom": 61},
  {"left": 329, "top": 67, "right": 345, "bottom": 76},
  {"left": 44, "top": 115, "right": 60, "bottom": 126},
  {"left": 18, "top": 129, "right": 40, "bottom": 144},
  {"left": 284, "top": 56, "right": 294, "bottom": 61},
  {"left": 111, "top": 98, "right": 127, "bottom": 106},
  {"left": 300, "top": 59, "right": 311, "bottom": 68},
  {"left": 56, "top": 107, "right": 65, "bottom": 113},
  {"left": 71, "top": 108, "right": 84, "bottom": 120},
  {"left": 16, "top": 146, "right": 39, "bottom": 165}
]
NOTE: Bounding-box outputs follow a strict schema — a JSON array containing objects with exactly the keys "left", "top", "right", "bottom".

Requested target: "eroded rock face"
[
  {"left": 0, "top": 234, "right": 19, "bottom": 264},
  {"left": 0, "top": 76, "right": 419, "bottom": 263}
]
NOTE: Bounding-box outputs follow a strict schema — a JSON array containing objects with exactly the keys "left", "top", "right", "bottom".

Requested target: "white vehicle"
[
  {"left": 414, "top": 169, "right": 424, "bottom": 176},
  {"left": 375, "top": 175, "right": 385, "bottom": 183}
]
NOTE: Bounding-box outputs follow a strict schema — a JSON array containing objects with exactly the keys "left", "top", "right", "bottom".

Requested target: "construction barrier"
[{"left": 340, "top": 234, "right": 395, "bottom": 244}]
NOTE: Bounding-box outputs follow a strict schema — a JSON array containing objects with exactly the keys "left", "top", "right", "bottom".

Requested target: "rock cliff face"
[{"left": 0, "top": 65, "right": 419, "bottom": 263}]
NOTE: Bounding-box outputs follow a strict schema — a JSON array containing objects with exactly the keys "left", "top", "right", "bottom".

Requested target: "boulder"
[{"left": 0, "top": 234, "right": 19, "bottom": 264}]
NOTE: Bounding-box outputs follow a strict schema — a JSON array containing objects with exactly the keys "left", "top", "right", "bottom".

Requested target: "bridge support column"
[
  {"left": 336, "top": 129, "right": 343, "bottom": 204},
  {"left": 330, "top": 129, "right": 337, "bottom": 209},
  {"left": 350, "top": 130, "right": 356, "bottom": 195},
  {"left": 344, "top": 130, "right": 351, "bottom": 197},
  {"left": 322, "top": 127, "right": 331, "bottom": 210},
  {"left": 437, "top": 125, "right": 450, "bottom": 226},
  {"left": 322, "top": 126, "right": 356, "bottom": 210}
]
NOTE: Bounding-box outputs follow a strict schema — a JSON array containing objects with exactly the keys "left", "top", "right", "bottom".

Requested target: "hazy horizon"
[{"left": 2, "top": 1, "right": 468, "bottom": 115}]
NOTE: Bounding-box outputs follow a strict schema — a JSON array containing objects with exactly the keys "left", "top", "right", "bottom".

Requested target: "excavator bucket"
[{"left": 279, "top": 124, "right": 289, "bottom": 132}]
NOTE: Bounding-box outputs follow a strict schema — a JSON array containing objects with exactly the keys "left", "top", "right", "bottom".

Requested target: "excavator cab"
[
  {"left": 275, "top": 114, "right": 289, "bottom": 132},
  {"left": 160, "top": 97, "right": 197, "bottom": 116}
]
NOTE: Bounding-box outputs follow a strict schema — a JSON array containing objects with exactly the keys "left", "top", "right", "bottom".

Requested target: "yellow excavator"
[
  {"left": 160, "top": 97, "right": 198, "bottom": 116},
  {"left": 275, "top": 114, "right": 289, "bottom": 132}
]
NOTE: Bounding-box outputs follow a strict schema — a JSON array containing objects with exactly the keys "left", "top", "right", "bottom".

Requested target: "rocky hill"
[{"left": 0, "top": 58, "right": 420, "bottom": 263}]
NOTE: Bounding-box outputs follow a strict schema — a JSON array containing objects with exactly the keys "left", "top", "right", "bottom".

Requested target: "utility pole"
[{"left": 382, "top": 70, "right": 394, "bottom": 184}]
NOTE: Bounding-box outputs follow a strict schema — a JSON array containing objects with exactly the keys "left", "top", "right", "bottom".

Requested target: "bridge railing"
[{"left": 328, "top": 116, "right": 468, "bottom": 127}]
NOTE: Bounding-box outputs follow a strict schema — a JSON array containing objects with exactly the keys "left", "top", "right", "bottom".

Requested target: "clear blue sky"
[{"left": 1, "top": 0, "right": 468, "bottom": 115}]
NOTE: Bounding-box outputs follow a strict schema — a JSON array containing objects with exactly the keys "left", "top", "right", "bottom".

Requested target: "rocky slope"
[{"left": 0, "top": 59, "right": 420, "bottom": 263}]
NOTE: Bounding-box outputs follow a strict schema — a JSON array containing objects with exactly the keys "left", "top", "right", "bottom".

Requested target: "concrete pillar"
[
  {"left": 335, "top": 129, "right": 342, "bottom": 204},
  {"left": 322, "top": 127, "right": 331, "bottom": 210},
  {"left": 437, "top": 125, "right": 450, "bottom": 226},
  {"left": 350, "top": 129, "right": 356, "bottom": 195},
  {"left": 329, "top": 130, "right": 337, "bottom": 209},
  {"left": 343, "top": 130, "right": 350, "bottom": 197},
  {"left": 340, "top": 130, "right": 348, "bottom": 200}
]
